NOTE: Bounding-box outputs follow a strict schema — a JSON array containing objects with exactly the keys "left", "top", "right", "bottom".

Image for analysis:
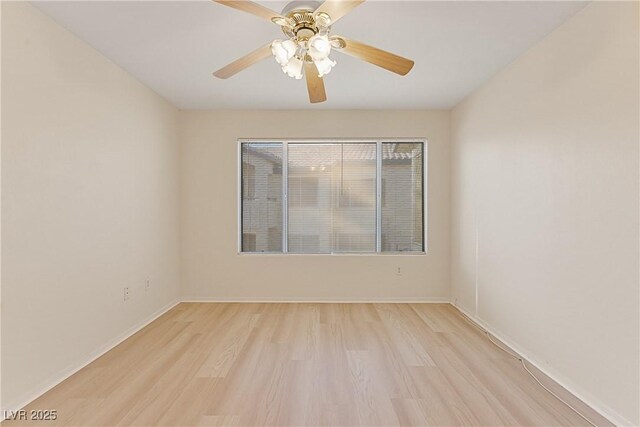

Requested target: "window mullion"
[
  {"left": 376, "top": 140, "right": 382, "bottom": 253},
  {"left": 238, "top": 142, "right": 243, "bottom": 253},
  {"left": 282, "top": 141, "right": 289, "bottom": 253}
]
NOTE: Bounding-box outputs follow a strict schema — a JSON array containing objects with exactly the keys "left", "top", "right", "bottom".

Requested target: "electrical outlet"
[
  {"left": 124, "top": 287, "right": 130, "bottom": 301},
  {"left": 396, "top": 267, "right": 402, "bottom": 276},
  {"left": 145, "top": 279, "right": 150, "bottom": 291}
]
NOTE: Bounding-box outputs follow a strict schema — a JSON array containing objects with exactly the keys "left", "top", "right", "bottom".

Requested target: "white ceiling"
[{"left": 32, "top": 1, "right": 586, "bottom": 110}]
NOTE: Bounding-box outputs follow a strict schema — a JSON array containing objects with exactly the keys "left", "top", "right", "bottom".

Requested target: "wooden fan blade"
[
  {"left": 213, "top": 43, "right": 272, "bottom": 79},
  {"left": 335, "top": 36, "right": 414, "bottom": 76},
  {"left": 314, "top": 0, "right": 365, "bottom": 24},
  {"left": 304, "top": 62, "right": 327, "bottom": 103},
  {"left": 214, "top": 0, "right": 287, "bottom": 25}
]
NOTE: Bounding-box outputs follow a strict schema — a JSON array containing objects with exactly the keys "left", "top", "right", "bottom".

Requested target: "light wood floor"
[{"left": 5, "top": 303, "right": 611, "bottom": 427}]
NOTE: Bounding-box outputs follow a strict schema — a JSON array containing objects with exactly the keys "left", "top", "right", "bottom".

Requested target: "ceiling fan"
[{"left": 212, "top": 0, "right": 415, "bottom": 104}]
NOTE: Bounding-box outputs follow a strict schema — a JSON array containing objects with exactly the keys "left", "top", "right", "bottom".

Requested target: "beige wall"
[
  {"left": 180, "top": 110, "right": 450, "bottom": 301},
  {"left": 2, "top": 1, "right": 638, "bottom": 424},
  {"left": 1, "top": 2, "right": 181, "bottom": 411},
  {"left": 451, "top": 2, "right": 639, "bottom": 425},
  {"left": 0, "top": 0, "right": 3, "bottom": 411}
]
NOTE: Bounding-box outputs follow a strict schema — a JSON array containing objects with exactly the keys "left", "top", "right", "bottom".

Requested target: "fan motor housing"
[
  {"left": 281, "top": 0, "right": 321, "bottom": 16},
  {"left": 281, "top": 0, "right": 326, "bottom": 41}
]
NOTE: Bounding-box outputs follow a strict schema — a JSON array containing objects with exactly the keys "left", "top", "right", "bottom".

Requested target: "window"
[
  {"left": 288, "top": 234, "right": 320, "bottom": 253},
  {"left": 267, "top": 227, "right": 281, "bottom": 251},
  {"left": 240, "top": 140, "right": 425, "bottom": 254},
  {"left": 240, "top": 143, "right": 283, "bottom": 253},
  {"left": 242, "top": 233, "right": 256, "bottom": 252},
  {"left": 335, "top": 233, "right": 376, "bottom": 252},
  {"left": 288, "top": 176, "right": 319, "bottom": 207},
  {"left": 381, "top": 142, "right": 424, "bottom": 252},
  {"left": 242, "top": 162, "right": 256, "bottom": 199},
  {"left": 339, "top": 178, "right": 376, "bottom": 208},
  {"left": 267, "top": 173, "right": 281, "bottom": 201}
]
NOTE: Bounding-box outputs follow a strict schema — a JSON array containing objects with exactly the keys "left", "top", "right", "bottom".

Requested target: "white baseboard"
[
  {"left": 451, "top": 302, "right": 632, "bottom": 427},
  {"left": 1, "top": 299, "right": 181, "bottom": 419},
  {"left": 181, "top": 296, "right": 452, "bottom": 303}
]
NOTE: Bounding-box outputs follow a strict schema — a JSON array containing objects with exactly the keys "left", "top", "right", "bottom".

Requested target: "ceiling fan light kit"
[
  {"left": 213, "top": 0, "right": 415, "bottom": 103},
  {"left": 271, "top": 39, "right": 297, "bottom": 66},
  {"left": 282, "top": 55, "right": 304, "bottom": 79}
]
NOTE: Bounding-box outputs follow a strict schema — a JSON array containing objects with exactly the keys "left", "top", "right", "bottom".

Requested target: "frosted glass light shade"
[
  {"left": 282, "top": 56, "right": 304, "bottom": 79},
  {"left": 314, "top": 57, "right": 336, "bottom": 77},
  {"left": 308, "top": 34, "right": 331, "bottom": 61},
  {"left": 271, "top": 39, "right": 297, "bottom": 65}
]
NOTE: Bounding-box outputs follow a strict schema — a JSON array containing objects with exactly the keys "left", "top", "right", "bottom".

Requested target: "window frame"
[{"left": 238, "top": 138, "right": 428, "bottom": 256}]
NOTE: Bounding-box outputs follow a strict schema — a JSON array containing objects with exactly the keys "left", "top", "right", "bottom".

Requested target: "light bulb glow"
[
  {"left": 308, "top": 34, "right": 331, "bottom": 61},
  {"left": 271, "top": 39, "right": 297, "bottom": 65},
  {"left": 314, "top": 57, "right": 336, "bottom": 77},
  {"left": 282, "top": 56, "right": 303, "bottom": 79}
]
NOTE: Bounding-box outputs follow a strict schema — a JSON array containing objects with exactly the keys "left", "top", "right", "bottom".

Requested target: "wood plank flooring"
[{"left": 4, "top": 303, "right": 612, "bottom": 426}]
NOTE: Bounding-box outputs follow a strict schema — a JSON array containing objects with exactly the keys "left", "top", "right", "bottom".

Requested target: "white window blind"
[
  {"left": 381, "top": 142, "right": 424, "bottom": 252},
  {"left": 240, "top": 140, "right": 424, "bottom": 254},
  {"left": 241, "top": 143, "right": 283, "bottom": 253},
  {"left": 287, "top": 143, "right": 377, "bottom": 253}
]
